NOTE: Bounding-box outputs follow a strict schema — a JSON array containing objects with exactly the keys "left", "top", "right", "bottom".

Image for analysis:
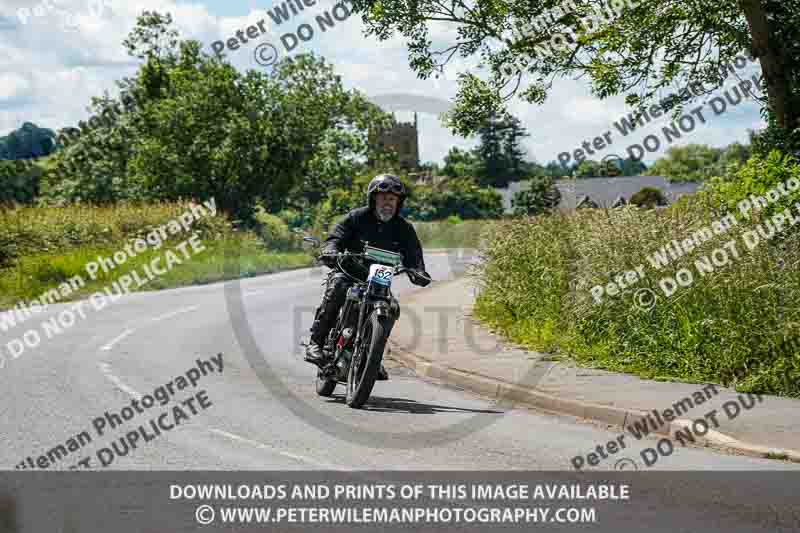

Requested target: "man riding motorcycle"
[{"left": 305, "top": 174, "right": 432, "bottom": 380}]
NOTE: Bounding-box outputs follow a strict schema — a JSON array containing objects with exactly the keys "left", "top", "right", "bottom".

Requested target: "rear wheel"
[{"left": 346, "top": 311, "right": 388, "bottom": 408}]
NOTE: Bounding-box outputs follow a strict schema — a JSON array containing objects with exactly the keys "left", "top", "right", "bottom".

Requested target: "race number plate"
[{"left": 368, "top": 264, "right": 393, "bottom": 286}]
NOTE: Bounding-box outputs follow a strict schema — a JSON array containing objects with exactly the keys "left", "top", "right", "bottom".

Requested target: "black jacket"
[{"left": 321, "top": 206, "right": 427, "bottom": 281}]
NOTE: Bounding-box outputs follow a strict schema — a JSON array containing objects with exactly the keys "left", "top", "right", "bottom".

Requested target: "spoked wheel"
[
  {"left": 346, "top": 311, "right": 388, "bottom": 408},
  {"left": 315, "top": 368, "right": 337, "bottom": 397}
]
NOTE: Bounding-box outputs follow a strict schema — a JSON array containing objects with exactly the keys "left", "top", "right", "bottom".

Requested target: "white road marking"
[
  {"left": 98, "top": 362, "right": 141, "bottom": 398},
  {"left": 151, "top": 306, "right": 200, "bottom": 323},
  {"left": 244, "top": 289, "right": 270, "bottom": 297},
  {"left": 208, "top": 428, "right": 345, "bottom": 470},
  {"left": 101, "top": 329, "right": 134, "bottom": 351},
  {"left": 97, "top": 361, "right": 343, "bottom": 469},
  {"left": 245, "top": 282, "right": 313, "bottom": 296}
]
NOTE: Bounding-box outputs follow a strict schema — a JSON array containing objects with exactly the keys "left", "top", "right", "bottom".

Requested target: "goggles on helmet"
[{"left": 374, "top": 180, "right": 405, "bottom": 195}]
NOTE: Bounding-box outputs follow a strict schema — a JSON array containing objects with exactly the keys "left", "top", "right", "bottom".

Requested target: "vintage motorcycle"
[{"left": 302, "top": 237, "right": 431, "bottom": 408}]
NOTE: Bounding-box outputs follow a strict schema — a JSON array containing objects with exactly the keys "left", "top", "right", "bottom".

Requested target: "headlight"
[{"left": 368, "top": 281, "right": 390, "bottom": 299}]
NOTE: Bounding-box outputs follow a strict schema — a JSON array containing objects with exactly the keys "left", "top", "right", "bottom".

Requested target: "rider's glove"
[
  {"left": 409, "top": 269, "right": 432, "bottom": 287},
  {"left": 318, "top": 252, "right": 338, "bottom": 268}
]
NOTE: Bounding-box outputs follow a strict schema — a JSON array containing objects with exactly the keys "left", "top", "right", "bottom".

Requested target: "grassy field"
[
  {"left": 0, "top": 202, "right": 315, "bottom": 308},
  {"left": 0, "top": 235, "right": 314, "bottom": 308},
  {"left": 0, "top": 205, "right": 484, "bottom": 309}
]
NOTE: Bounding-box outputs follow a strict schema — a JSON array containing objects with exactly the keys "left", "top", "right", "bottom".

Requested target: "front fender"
[{"left": 372, "top": 300, "right": 393, "bottom": 319}]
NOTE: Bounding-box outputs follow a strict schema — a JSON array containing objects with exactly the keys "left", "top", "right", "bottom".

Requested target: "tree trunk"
[{"left": 738, "top": 0, "right": 794, "bottom": 130}]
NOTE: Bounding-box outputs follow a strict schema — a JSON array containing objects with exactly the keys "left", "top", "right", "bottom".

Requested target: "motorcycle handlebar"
[{"left": 320, "top": 252, "right": 431, "bottom": 282}]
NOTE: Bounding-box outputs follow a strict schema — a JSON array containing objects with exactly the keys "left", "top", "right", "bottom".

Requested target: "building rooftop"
[{"left": 495, "top": 176, "right": 702, "bottom": 212}]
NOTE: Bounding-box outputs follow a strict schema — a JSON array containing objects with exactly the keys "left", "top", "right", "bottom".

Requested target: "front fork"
[
  {"left": 327, "top": 284, "right": 399, "bottom": 378},
  {"left": 351, "top": 290, "right": 399, "bottom": 362},
  {"left": 323, "top": 288, "right": 361, "bottom": 377}
]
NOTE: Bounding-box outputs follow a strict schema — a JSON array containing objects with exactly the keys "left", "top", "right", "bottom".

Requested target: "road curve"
[
  {"left": 2, "top": 253, "right": 798, "bottom": 471},
  {"left": 1, "top": 253, "right": 799, "bottom": 532}
]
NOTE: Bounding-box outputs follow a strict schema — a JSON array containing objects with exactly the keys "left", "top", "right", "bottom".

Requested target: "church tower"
[{"left": 370, "top": 111, "right": 420, "bottom": 170}]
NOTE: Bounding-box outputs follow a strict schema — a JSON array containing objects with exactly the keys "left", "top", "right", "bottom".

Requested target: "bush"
[
  {"left": 312, "top": 173, "right": 503, "bottom": 229},
  {"left": 446, "top": 214, "right": 463, "bottom": 225},
  {"left": 629, "top": 187, "right": 668, "bottom": 208},
  {"left": 0, "top": 160, "right": 42, "bottom": 206},
  {"left": 404, "top": 178, "right": 504, "bottom": 221},
  {"left": 275, "top": 208, "right": 312, "bottom": 231},
  {"left": 254, "top": 207, "right": 299, "bottom": 251},
  {"left": 703, "top": 150, "right": 800, "bottom": 221},
  {"left": 511, "top": 177, "right": 562, "bottom": 216},
  {"left": 312, "top": 172, "right": 380, "bottom": 231}
]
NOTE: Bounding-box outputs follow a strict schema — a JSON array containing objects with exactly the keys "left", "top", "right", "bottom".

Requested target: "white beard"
[{"left": 376, "top": 207, "right": 395, "bottom": 222}]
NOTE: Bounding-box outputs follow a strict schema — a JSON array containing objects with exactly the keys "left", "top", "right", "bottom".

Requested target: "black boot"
[
  {"left": 305, "top": 342, "right": 330, "bottom": 368},
  {"left": 306, "top": 306, "right": 334, "bottom": 369}
]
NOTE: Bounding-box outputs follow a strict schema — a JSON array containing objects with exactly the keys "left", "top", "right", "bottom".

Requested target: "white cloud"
[
  {"left": 0, "top": 73, "right": 31, "bottom": 100},
  {"left": 0, "top": 0, "right": 766, "bottom": 167}
]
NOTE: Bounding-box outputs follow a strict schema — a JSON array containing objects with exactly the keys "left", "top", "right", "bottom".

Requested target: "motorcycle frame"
[{"left": 327, "top": 255, "right": 397, "bottom": 379}]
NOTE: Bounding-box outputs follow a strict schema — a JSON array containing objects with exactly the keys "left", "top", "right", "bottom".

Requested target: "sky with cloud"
[{"left": 0, "top": 0, "right": 766, "bottom": 166}]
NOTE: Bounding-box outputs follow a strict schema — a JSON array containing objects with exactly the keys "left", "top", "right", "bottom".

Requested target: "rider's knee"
[{"left": 330, "top": 276, "right": 353, "bottom": 298}]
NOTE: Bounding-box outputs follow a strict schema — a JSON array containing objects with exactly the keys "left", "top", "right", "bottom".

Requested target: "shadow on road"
[
  {"left": 0, "top": 493, "right": 16, "bottom": 533},
  {"left": 324, "top": 395, "right": 505, "bottom": 415}
]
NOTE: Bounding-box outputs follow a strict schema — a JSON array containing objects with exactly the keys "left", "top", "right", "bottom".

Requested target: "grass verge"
[
  {"left": 0, "top": 232, "right": 314, "bottom": 309},
  {"left": 473, "top": 197, "right": 800, "bottom": 398},
  {"left": 0, "top": 201, "right": 315, "bottom": 309},
  {"left": 412, "top": 219, "right": 491, "bottom": 249},
  {"left": 0, "top": 201, "right": 490, "bottom": 310}
]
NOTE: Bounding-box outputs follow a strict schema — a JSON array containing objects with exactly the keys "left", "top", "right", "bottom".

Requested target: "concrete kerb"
[
  {"left": 386, "top": 284, "right": 800, "bottom": 465},
  {"left": 665, "top": 419, "right": 800, "bottom": 462}
]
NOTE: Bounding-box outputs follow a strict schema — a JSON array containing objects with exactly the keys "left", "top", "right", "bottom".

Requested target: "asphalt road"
[
  {"left": 2, "top": 252, "right": 798, "bottom": 471},
  {"left": 1, "top": 252, "right": 799, "bottom": 531}
]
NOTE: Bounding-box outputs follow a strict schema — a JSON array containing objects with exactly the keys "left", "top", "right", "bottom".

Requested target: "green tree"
[
  {"left": 404, "top": 176, "right": 504, "bottom": 220},
  {"left": 542, "top": 161, "right": 569, "bottom": 178},
  {"left": 649, "top": 144, "right": 724, "bottom": 182},
  {"left": 716, "top": 141, "right": 753, "bottom": 176},
  {"left": 622, "top": 157, "right": 647, "bottom": 176},
  {"left": 348, "top": 0, "right": 800, "bottom": 151},
  {"left": 47, "top": 90, "right": 147, "bottom": 204},
  {"left": 46, "top": 11, "right": 385, "bottom": 220},
  {"left": 420, "top": 161, "right": 441, "bottom": 174},
  {"left": 46, "top": 12, "right": 182, "bottom": 203},
  {"left": 575, "top": 160, "right": 601, "bottom": 177},
  {"left": 288, "top": 96, "right": 393, "bottom": 207},
  {"left": 442, "top": 146, "right": 479, "bottom": 178},
  {"left": 0, "top": 123, "right": 56, "bottom": 159},
  {"left": 502, "top": 115, "right": 530, "bottom": 181},
  {"left": 0, "top": 160, "right": 43, "bottom": 206},
  {"left": 132, "top": 47, "right": 362, "bottom": 218},
  {"left": 706, "top": 149, "right": 800, "bottom": 219},
  {"left": 316, "top": 170, "right": 410, "bottom": 229},
  {"left": 474, "top": 112, "right": 530, "bottom": 187},
  {"left": 511, "top": 176, "right": 562, "bottom": 216},
  {"left": 475, "top": 113, "right": 507, "bottom": 187}
]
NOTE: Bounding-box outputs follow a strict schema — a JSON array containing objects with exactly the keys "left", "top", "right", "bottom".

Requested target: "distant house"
[{"left": 496, "top": 176, "right": 702, "bottom": 213}]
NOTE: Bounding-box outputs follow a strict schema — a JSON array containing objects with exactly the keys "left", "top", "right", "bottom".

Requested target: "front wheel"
[{"left": 346, "top": 311, "right": 389, "bottom": 408}]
